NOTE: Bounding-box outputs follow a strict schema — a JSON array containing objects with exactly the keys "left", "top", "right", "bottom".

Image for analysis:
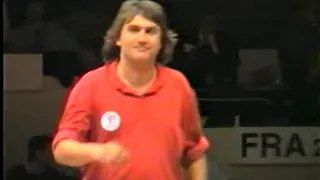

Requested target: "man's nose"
[{"left": 137, "top": 30, "right": 148, "bottom": 42}]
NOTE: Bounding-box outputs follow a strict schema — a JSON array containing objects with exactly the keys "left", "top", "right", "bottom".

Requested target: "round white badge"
[{"left": 101, "top": 111, "right": 121, "bottom": 131}]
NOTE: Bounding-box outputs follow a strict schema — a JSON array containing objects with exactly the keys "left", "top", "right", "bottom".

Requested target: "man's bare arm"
[
  {"left": 186, "top": 155, "right": 208, "bottom": 180},
  {"left": 53, "top": 139, "right": 128, "bottom": 167},
  {"left": 53, "top": 139, "right": 101, "bottom": 167}
]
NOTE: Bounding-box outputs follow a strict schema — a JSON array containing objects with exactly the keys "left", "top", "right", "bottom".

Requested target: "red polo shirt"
[{"left": 52, "top": 61, "right": 209, "bottom": 180}]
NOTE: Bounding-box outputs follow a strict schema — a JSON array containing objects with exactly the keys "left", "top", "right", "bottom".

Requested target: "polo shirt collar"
[{"left": 106, "top": 60, "right": 165, "bottom": 97}]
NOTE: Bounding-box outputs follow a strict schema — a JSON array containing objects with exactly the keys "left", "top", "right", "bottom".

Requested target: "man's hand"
[{"left": 92, "top": 142, "right": 129, "bottom": 166}]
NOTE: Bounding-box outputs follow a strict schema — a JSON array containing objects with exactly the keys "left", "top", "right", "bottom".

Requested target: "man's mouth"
[{"left": 135, "top": 47, "right": 149, "bottom": 51}]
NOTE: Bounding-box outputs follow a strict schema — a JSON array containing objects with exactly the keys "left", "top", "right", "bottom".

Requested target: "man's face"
[{"left": 116, "top": 15, "right": 162, "bottom": 64}]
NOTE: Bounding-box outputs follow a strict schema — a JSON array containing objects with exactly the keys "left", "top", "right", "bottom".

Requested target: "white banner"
[{"left": 232, "top": 127, "right": 320, "bottom": 165}]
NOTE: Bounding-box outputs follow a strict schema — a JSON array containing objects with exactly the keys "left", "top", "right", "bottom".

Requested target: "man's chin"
[{"left": 130, "top": 54, "right": 152, "bottom": 62}]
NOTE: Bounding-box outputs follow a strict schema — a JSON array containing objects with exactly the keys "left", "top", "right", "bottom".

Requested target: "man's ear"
[{"left": 116, "top": 38, "right": 122, "bottom": 47}]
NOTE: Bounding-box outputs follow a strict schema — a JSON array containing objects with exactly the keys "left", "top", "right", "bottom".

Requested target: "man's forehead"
[{"left": 125, "top": 15, "right": 159, "bottom": 28}]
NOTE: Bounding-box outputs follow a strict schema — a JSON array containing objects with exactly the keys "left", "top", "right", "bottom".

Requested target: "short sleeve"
[
  {"left": 52, "top": 74, "right": 93, "bottom": 150},
  {"left": 181, "top": 77, "right": 210, "bottom": 166}
]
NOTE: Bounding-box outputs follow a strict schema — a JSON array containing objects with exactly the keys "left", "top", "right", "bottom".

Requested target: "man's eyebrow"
[{"left": 126, "top": 24, "right": 159, "bottom": 29}]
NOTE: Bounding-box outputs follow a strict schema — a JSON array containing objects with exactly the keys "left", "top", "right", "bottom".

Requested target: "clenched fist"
[{"left": 92, "top": 142, "right": 129, "bottom": 166}]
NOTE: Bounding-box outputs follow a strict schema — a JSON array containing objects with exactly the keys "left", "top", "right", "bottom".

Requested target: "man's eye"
[{"left": 146, "top": 28, "right": 158, "bottom": 35}]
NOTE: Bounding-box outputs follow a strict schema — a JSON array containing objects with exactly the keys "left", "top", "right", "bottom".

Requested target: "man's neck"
[{"left": 116, "top": 57, "right": 156, "bottom": 90}]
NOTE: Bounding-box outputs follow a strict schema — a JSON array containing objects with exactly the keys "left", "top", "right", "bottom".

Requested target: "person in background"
[
  {"left": 6, "top": 0, "right": 77, "bottom": 53},
  {"left": 195, "top": 14, "right": 239, "bottom": 89}
]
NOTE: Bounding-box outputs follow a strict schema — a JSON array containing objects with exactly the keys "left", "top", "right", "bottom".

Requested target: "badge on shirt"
[{"left": 101, "top": 111, "right": 121, "bottom": 131}]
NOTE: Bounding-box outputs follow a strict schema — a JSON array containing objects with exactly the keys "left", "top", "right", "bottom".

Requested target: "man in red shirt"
[{"left": 52, "top": 0, "right": 209, "bottom": 179}]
